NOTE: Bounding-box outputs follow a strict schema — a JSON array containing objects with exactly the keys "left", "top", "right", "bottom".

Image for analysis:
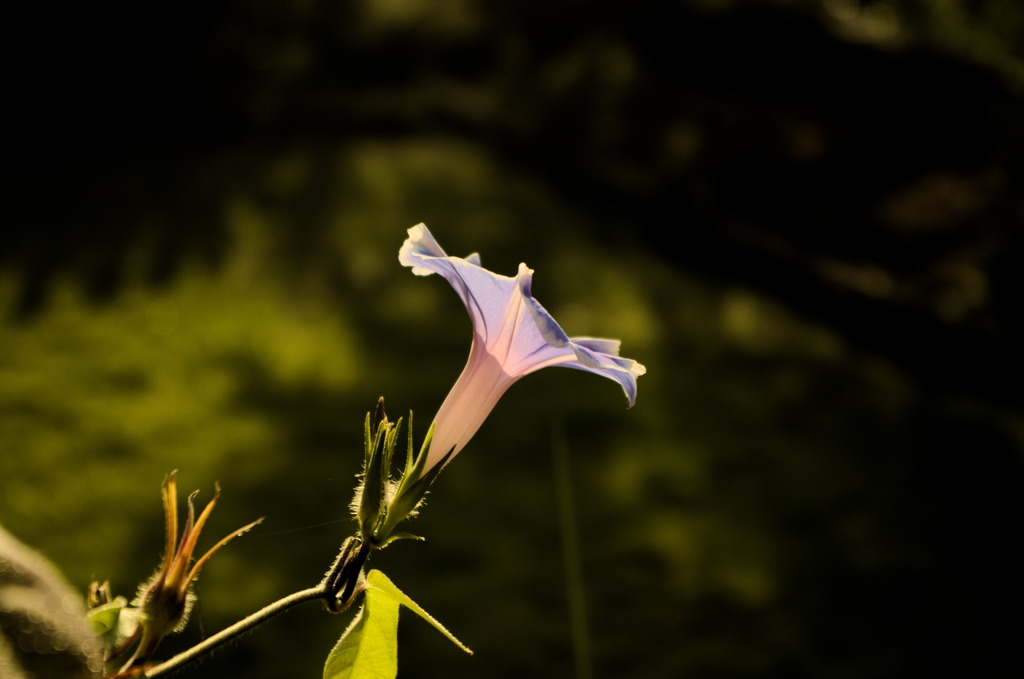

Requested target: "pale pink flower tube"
[{"left": 400, "top": 224, "right": 646, "bottom": 473}]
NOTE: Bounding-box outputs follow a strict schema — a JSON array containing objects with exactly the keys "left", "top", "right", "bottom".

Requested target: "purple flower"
[{"left": 399, "top": 224, "right": 646, "bottom": 473}]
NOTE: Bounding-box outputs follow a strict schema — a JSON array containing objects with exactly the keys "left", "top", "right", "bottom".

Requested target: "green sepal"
[
  {"left": 351, "top": 408, "right": 453, "bottom": 548},
  {"left": 403, "top": 411, "right": 417, "bottom": 475},
  {"left": 88, "top": 597, "right": 145, "bottom": 651},
  {"left": 87, "top": 596, "right": 127, "bottom": 637},
  {"left": 375, "top": 532, "right": 425, "bottom": 549},
  {"left": 357, "top": 400, "right": 405, "bottom": 535},
  {"left": 357, "top": 412, "right": 386, "bottom": 532},
  {"left": 391, "top": 417, "right": 432, "bottom": 506},
  {"left": 376, "top": 425, "right": 453, "bottom": 543},
  {"left": 381, "top": 418, "right": 401, "bottom": 488},
  {"left": 323, "top": 569, "right": 471, "bottom": 679}
]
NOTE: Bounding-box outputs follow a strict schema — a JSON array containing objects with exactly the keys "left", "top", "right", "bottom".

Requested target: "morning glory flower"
[{"left": 399, "top": 223, "right": 646, "bottom": 474}]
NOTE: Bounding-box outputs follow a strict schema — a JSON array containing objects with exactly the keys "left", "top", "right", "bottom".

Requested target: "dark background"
[{"left": 2, "top": 1, "right": 1022, "bottom": 678}]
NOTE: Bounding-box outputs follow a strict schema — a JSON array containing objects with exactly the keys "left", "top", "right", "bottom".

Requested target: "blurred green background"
[{"left": 2, "top": 1, "right": 1023, "bottom": 677}]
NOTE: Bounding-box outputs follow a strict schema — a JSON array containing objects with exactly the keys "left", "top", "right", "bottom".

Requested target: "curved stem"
[
  {"left": 142, "top": 585, "right": 324, "bottom": 678},
  {"left": 141, "top": 535, "right": 369, "bottom": 678}
]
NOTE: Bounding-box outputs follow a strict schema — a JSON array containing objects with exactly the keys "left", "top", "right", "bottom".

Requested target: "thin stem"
[
  {"left": 553, "top": 423, "right": 593, "bottom": 679},
  {"left": 141, "top": 535, "right": 368, "bottom": 678},
  {"left": 142, "top": 586, "right": 323, "bottom": 678}
]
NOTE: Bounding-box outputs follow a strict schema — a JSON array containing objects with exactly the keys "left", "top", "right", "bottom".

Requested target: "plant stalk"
[
  {"left": 142, "top": 586, "right": 324, "bottom": 678},
  {"left": 139, "top": 535, "right": 368, "bottom": 678}
]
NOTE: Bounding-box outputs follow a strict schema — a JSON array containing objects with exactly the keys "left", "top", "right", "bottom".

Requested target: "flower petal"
[
  {"left": 564, "top": 339, "right": 646, "bottom": 407},
  {"left": 400, "top": 224, "right": 646, "bottom": 471},
  {"left": 518, "top": 277, "right": 645, "bottom": 406},
  {"left": 400, "top": 224, "right": 519, "bottom": 344}
]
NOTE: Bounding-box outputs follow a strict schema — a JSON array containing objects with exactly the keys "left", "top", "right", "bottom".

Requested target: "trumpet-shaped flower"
[{"left": 399, "top": 224, "right": 646, "bottom": 474}]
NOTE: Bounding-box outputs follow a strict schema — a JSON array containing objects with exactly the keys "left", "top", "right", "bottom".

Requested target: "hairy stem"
[
  {"left": 142, "top": 586, "right": 323, "bottom": 677},
  {"left": 140, "top": 535, "right": 367, "bottom": 678}
]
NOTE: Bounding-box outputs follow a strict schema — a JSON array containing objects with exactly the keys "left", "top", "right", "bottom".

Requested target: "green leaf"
[
  {"left": 86, "top": 597, "right": 125, "bottom": 637},
  {"left": 87, "top": 597, "right": 144, "bottom": 651},
  {"left": 323, "top": 569, "right": 471, "bottom": 679}
]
